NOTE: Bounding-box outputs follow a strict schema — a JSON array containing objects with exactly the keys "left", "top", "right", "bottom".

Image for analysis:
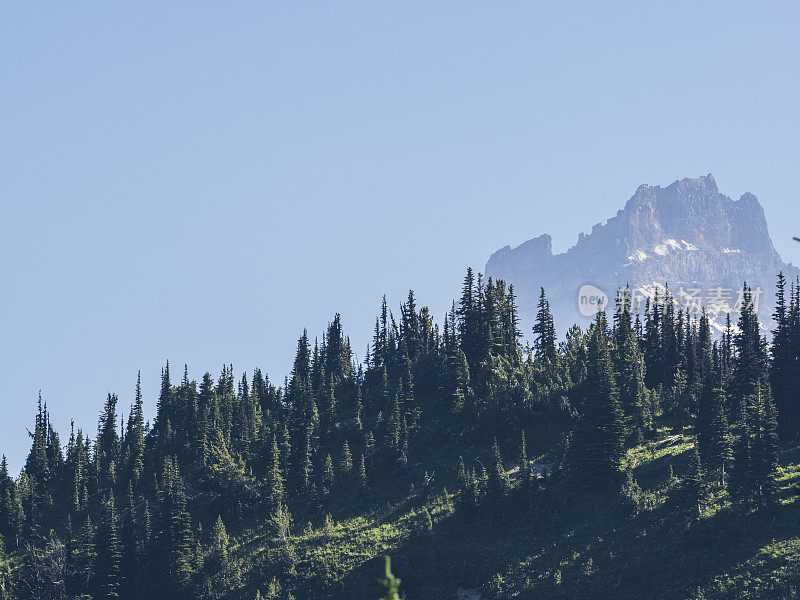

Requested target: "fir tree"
[
  {"left": 614, "top": 289, "right": 648, "bottom": 442},
  {"left": 730, "top": 395, "right": 756, "bottom": 504},
  {"left": 94, "top": 494, "right": 121, "bottom": 599},
  {"left": 753, "top": 385, "right": 779, "bottom": 505},
  {"left": 568, "top": 313, "right": 625, "bottom": 490},
  {"left": 267, "top": 435, "right": 284, "bottom": 509},
  {"left": 119, "top": 484, "right": 139, "bottom": 600},
  {"left": 210, "top": 515, "right": 229, "bottom": 565},
  {"left": 160, "top": 459, "right": 194, "bottom": 594},
  {"left": 321, "top": 453, "right": 335, "bottom": 498},
  {"left": 731, "top": 285, "right": 768, "bottom": 424},
  {"left": 708, "top": 387, "right": 733, "bottom": 484},
  {"left": 488, "top": 438, "right": 511, "bottom": 499},
  {"left": 533, "top": 287, "right": 557, "bottom": 363},
  {"left": 771, "top": 273, "right": 796, "bottom": 437},
  {"left": 123, "top": 372, "right": 146, "bottom": 485},
  {"left": 72, "top": 514, "right": 96, "bottom": 596},
  {"left": 680, "top": 445, "right": 706, "bottom": 522},
  {"left": 339, "top": 440, "right": 353, "bottom": 479},
  {"left": 357, "top": 453, "right": 367, "bottom": 489}
]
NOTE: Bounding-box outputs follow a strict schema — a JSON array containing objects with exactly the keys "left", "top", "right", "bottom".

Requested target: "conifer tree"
[
  {"left": 357, "top": 453, "right": 367, "bottom": 489},
  {"left": 160, "top": 459, "right": 194, "bottom": 594},
  {"left": 270, "top": 503, "right": 295, "bottom": 566},
  {"left": 753, "top": 385, "right": 779, "bottom": 505},
  {"left": 119, "top": 484, "right": 139, "bottom": 600},
  {"left": 695, "top": 312, "right": 717, "bottom": 461},
  {"left": 339, "top": 440, "right": 353, "bottom": 479},
  {"left": 321, "top": 454, "right": 335, "bottom": 498},
  {"left": 533, "top": 287, "right": 557, "bottom": 363},
  {"left": 771, "top": 273, "right": 796, "bottom": 436},
  {"left": 642, "top": 295, "right": 662, "bottom": 389},
  {"left": 140, "top": 500, "right": 153, "bottom": 576},
  {"left": 518, "top": 430, "right": 533, "bottom": 506},
  {"left": 210, "top": 515, "right": 229, "bottom": 565},
  {"left": 300, "top": 426, "right": 315, "bottom": 497},
  {"left": 123, "top": 372, "right": 146, "bottom": 485},
  {"left": 267, "top": 435, "right": 284, "bottom": 510},
  {"left": 567, "top": 313, "right": 625, "bottom": 490},
  {"left": 708, "top": 387, "right": 733, "bottom": 484},
  {"left": 488, "top": 438, "right": 511, "bottom": 499},
  {"left": 680, "top": 445, "right": 705, "bottom": 522},
  {"left": 614, "top": 289, "right": 648, "bottom": 442},
  {"left": 24, "top": 393, "right": 49, "bottom": 488},
  {"left": 153, "top": 362, "right": 174, "bottom": 450},
  {"left": 72, "top": 513, "right": 96, "bottom": 596},
  {"left": 0, "top": 457, "right": 14, "bottom": 546},
  {"left": 94, "top": 494, "right": 121, "bottom": 599},
  {"left": 458, "top": 268, "right": 481, "bottom": 369},
  {"left": 730, "top": 395, "right": 756, "bottom": 504},
  {"left": 519, "top": 430, "right": 530, "bottom": 481},
  {"left": 661, "top": 289, "right": 681, "bottom": 391},
  {"left": 731, "top": 285, "right": 767, "bottom": 424}
]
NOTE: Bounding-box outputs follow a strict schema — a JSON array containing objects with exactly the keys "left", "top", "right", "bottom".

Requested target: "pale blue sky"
[{"left": 2, "top": 2, "right": 799, "bottom": 471}]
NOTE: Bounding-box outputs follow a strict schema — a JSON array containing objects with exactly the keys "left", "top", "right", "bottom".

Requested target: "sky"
[{"left": 1, "top": 2, "right": 799, "bottom": 472}]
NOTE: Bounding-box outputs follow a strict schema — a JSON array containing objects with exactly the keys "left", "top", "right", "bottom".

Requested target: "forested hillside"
[{"left": 1, "top": 270, "right": 800, "bottom": 599}]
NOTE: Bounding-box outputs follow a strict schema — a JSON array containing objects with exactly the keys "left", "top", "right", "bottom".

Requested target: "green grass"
[{"left": 208, "top": 432, "right": 800, "bottom": 599}]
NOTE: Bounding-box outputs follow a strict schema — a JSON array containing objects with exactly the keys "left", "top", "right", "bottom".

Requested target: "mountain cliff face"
[{"left": 486, "top": 174, "right": 798, "bottom": 335}]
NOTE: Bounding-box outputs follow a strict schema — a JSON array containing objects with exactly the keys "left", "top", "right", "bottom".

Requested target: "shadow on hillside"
[{"left": 330, "top": 451, "right": 800, "bottom": 599}]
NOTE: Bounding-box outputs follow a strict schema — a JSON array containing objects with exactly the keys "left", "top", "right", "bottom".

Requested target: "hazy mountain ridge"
[{"left": 486, "top": 174, "right": 799, "bottom": 334}]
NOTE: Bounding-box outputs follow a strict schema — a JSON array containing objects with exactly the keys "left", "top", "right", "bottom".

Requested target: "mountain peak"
[{"left": 486, "top": 176, "right": 795, "bottom": 335}]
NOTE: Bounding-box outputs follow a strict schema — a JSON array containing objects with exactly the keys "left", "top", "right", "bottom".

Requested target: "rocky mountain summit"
[{"left": 485, "top": 174, "right": 798, "bottom": 335}]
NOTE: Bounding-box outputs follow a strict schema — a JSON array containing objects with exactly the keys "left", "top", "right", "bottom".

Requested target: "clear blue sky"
[{"left": 1, "top": 2, "right": 799, "bottom": 472}]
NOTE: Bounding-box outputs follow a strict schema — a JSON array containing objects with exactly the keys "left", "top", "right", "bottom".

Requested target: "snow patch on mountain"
[
  {"left": 627, "top": 250, "right": 649, "bottom": 262},
  {"left": 654, "top": 239, "right": 698, "bottom": 255}
]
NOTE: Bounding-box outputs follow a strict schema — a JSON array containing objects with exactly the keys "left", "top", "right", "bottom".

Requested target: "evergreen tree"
[
  {"left": 533, "top": 287, "right": 557, "bottom": 363},
  {"left": 567, "top": 313, "right": 625, "bottom": 490},
  {"left": 518, "top": 430, "right": 533, "bottom": 506},
  {"left": 339, "top": 440, "right": 353, "bottom": 480},
  {"left": 488, "top": 438, "right": 511, "bottom": 499},
  {"left": 94, "top": 494, "right": 121, "bottom": 599},
  {"left": 210, "top": 515, "right": 229, "bottom": 565},
  {"left": 267, "top": 435, "right": 284, "bottom": 510},
  {"left": 731, "top": 285, "right": 768, "bottom": 424},
  {"left": 680, "top": 445, "right": 705, "bottom": 522},
  {"left": 771, "top": 273, "right": 797, "bottom": 437},
  {"left": 357, "top": 453, "right": 367, "bottom": 489},
  {"left": 71, "top": 514, "right": 96, "bottom": 596},
  {"left": 160, "top": 459, "right": 194, "bottom": 594},
  {"left": 642, "top": 295, "right": 662, "bottom": 389},
  {"left": 457, "top": 267, "right": 482, "bottom": 369},
  {"left": 0, "top": 457, "right": 14, "bottom": 546},
  {"left": 119, "top": 484, "right": 139, "bottom": 600},
  {"left": 730, "top": 395, "right": 756, "bottom": 504},
  {"left": 753, "top": 385, "right": 779, "bottom": 505},
  {"left": 123, "top": 372, "right": 146, "bottom": 485},
  {"left": 614, "top": 288, "right": 648, "bottom": 442},
  {"left": 321, "top": 454, "right": 335, "bottom": 498},
  {"left": 708, "top": 387, "right": 733, "bottom": 484}
]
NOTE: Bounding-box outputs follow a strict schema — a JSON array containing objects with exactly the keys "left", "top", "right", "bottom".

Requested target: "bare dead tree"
[{"left": 18, "top": 533, "right": 66, "bottom": 600}]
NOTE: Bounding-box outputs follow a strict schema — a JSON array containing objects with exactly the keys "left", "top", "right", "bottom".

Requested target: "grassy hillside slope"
[{"left": 212, "top": 430, "right": 800, "bottom": 600}]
